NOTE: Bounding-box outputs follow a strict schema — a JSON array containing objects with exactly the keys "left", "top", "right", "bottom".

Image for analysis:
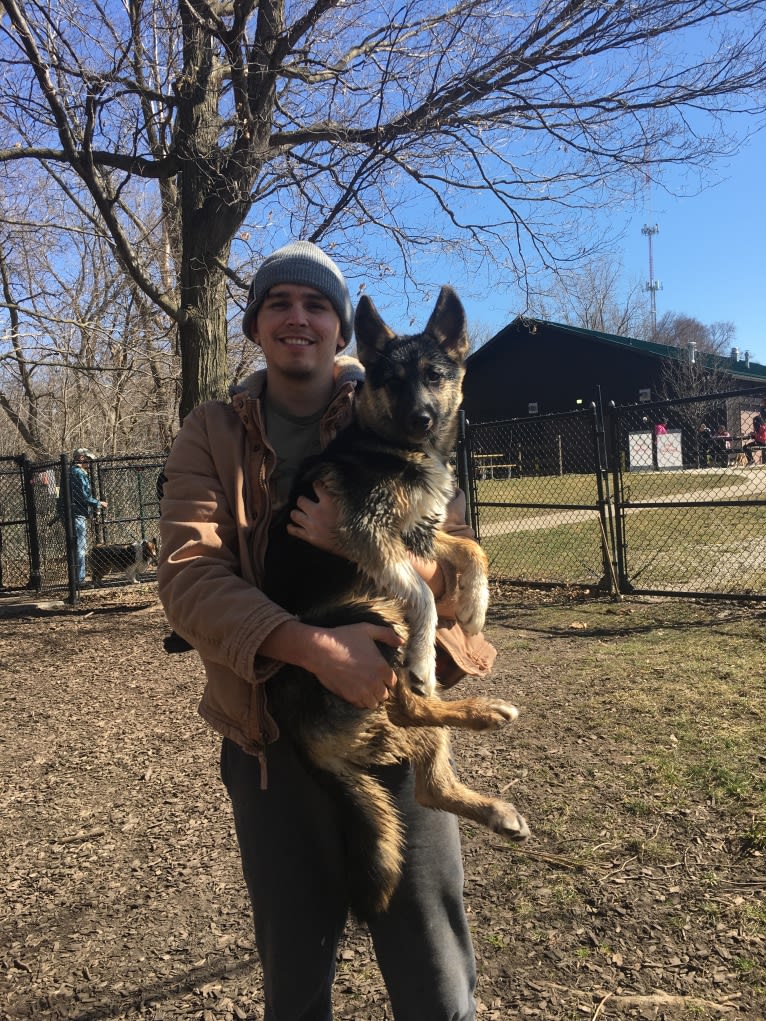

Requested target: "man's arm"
[{"left": 158, "top": 406, "right": 401, "bottom": 707}]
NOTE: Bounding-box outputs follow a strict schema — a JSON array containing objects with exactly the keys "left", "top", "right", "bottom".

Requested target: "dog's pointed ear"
[
  {"left": 355, "top": 295, "right": 396, "bottom": 366},
  {"left": 425, "top": 286, "right": 469, "bottom": 362}
]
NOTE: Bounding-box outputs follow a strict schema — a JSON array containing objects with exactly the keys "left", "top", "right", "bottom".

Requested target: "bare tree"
[
  {"left": 653, "top": 311, "right": 736, "bottom": 356},
  {"left": 0, "top": 172, "right": 181, "bottom": 455},
  {"left": 654, "top": 311, "right": 738, "bottom": 398},
  {"left": 1, "top": 0, "right": 765, "bottom": 421},
  {"left": 532, "top": 257, "right": 653, "bottom": 338},
  {"left": 652, "top": 313, "right": 740, "bottom": 447}
]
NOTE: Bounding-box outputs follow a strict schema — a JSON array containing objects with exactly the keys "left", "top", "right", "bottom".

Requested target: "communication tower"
[{"left": 641, "top": 223, "right": 661, "bottom": 335}]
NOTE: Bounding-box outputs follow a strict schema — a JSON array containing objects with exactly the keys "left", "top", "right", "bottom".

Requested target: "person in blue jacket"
[{"left": 69, "top": 449, "right": 108, "bottom": 584}]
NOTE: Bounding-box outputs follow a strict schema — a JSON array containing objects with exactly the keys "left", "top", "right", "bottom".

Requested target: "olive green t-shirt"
[{"left": 263, "top": 391, "right": 324, "bottom": 511}]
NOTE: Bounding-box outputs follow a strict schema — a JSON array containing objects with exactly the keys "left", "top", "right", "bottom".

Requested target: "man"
[
  {"left": 158, "top": 241, "right": 496, "bottom": 1021},
  {"left": 69, "top": 448, "right": 107, "bottom": 585}
]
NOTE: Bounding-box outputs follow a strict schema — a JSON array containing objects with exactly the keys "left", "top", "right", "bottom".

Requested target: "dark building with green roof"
[{"left": 463, "top": 317, "right": 766, "bottom": 423}]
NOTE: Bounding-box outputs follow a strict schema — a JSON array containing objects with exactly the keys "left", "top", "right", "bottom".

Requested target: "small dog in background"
[{"left": 89, "top": 538, "right": 159, "bottom": 584}]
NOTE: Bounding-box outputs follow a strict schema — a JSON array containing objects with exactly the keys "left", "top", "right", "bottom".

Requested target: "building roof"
[{"left": 469, "top": 316, "right": 766, "bottom": 381}]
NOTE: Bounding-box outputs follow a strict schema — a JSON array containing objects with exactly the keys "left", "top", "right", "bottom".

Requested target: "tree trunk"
[{"left": 177, "top": 264, "right": 230, "bottom": 420}]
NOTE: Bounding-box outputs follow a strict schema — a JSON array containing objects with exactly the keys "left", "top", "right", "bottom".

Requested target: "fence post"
[
  {"left": 605, "top": 404, "right": 631, "bottom": 593},
  {"left": 59, "top": 454, "right": 79, "bottom": 604},
  {"left": 19, "top": 455, "right": 43, "bottom": 592},
  {"left": 456, "top": 411, "right": 478, "bottom": 537},
  {"left": 590, "top": 407, "right": 620, "bottom": 599}
]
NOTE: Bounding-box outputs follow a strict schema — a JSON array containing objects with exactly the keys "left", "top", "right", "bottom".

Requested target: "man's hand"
[
  {"left": 304, "top": 623, "right": 402, "bottom": 709},
  {"left": 263, "top": 618, "right": 402, "bottom": 710},
  {"left": 286, "top": 481, "right": 344, "bottom": 556}
]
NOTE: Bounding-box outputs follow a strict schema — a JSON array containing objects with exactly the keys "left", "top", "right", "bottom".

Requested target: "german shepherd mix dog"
[
  {"left": 90, "top": 539, "right": 159, "bottom": 584},
  {"left": 263, "top": 287, "right": 529, "bottom": 917}
]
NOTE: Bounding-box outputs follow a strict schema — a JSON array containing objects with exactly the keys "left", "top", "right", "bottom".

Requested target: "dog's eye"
[{"left": 425, "top": 368, "right": 443, "bottom": 385}]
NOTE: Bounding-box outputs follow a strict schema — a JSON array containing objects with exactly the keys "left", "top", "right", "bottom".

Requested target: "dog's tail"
[
  {"left": 268, "top": 595, "right": 409, "bottom": 916},
  {"left": 315, "top": 762, "right": 404, "bottom": 919}
]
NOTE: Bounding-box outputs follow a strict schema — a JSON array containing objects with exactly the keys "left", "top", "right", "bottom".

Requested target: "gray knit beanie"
[{"left": 242, "top": 241, "right": 353, "bottom": 344}]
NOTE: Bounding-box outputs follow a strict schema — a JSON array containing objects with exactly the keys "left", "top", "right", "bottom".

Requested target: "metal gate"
[
  {"left": 462, "top": 383, "right": 766, "bottom": 600},
  {"left": 460, "top": 407, "right": 617, "bottom": 590},
  {"left": 607, "top": 389, "right": 766, "bottom": 598}
]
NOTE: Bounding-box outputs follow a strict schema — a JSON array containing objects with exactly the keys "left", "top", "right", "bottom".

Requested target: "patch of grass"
[
  {"left": 623, "top": 798, "right": 654, "bottom": 818},
  {"left": 740, "top": 816, "right": 766, "bottom": 854},
  {"left": 734, "top": 956, "right": 757, "bottom": 975},
  {"left": 475, "top": 468, "right": 766, "bottom": 591},
  {"left": 741, "top": 899, "right": 766, "bottom": 936},
  {"left": 550, "top": 880, "right": 583, "bottom": 908},
  {"left": 686, "top": 759, "right": 757, "bottom": 801}
]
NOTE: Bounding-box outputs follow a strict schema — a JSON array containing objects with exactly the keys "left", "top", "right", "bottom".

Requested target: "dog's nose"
[{"left": 409, "top": 412, "right": 432, "bottom": 435}]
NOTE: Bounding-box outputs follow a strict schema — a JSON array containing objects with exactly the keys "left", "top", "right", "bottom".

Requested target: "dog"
[
  {"left": 733, "top": 452, "right": 749, "bottom": 467},
  {"left": 89, "top": 538, "right": 159, "bottom": 584},
  {"left": 263, "top": 286, "right": 529, "bottom": 918}
]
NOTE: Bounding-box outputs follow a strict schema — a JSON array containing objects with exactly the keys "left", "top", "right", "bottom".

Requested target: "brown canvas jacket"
[{"left": 158, "top": 357, "right": 496, "bottom": 767}]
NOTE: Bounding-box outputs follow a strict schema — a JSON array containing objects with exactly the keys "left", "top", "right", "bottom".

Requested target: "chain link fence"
[
  {"left": 606, "top": 389, "right": 766, "bottom": 597},
  {"left": 3, "top": 385, "right": 765, "bottom": 602},
  {"left": 0, "top": 453, "right": 164, "bottom": 599},
  {"left": 461, "top": 384, "right": 766, "bottom": 599},
  {"left": 460, "top": 407, "right": 614, "bottom": 589}
]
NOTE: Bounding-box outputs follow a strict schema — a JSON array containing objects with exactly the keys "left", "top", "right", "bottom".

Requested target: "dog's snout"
[{"left": 409, "top": 412, "right": 432, "bottom": 435}]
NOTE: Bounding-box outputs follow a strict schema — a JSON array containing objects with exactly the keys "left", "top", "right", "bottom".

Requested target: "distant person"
[
  {"left": 743, "top": 415, "right": 766, "bottom": 465},
  {"left": 712, "top": 424, "right": 732, "bottom": 466},
  {"left": 70, "top": 449, "right": 108, "bottom": 584},
  {"left": 654, "top": 418, "right": 668, "bottom": 436},
  {"left": 697, "top": 423, "right": 713, "bottom": 466}
]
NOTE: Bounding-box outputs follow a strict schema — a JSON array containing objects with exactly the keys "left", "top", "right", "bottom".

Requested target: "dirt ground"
[{"left": 1, "top": 583, "right": 764, "bottom": 1021}]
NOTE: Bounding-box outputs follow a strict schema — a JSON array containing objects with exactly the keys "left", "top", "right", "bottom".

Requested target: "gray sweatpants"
[{"left": 220, "top": 736, "right": 477, "bottom": 1021}]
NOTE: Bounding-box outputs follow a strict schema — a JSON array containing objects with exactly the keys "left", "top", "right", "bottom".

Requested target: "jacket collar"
[
  {"left": 229, "top": 356, "right": 364, "bottom": 444},
  {"left": 229, "top": 355, "right": 364, "bottom": 402}
]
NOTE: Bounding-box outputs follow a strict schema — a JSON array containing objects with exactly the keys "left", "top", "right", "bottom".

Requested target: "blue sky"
[
  {"left": 446, "top": 127, "right": 766, "bottom": 366},
  {"left": 618, "top": 128, "right": 766, "bottom": 367}
]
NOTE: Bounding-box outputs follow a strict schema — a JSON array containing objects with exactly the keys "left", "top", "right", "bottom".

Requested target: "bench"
[
  {"left": 727, "top": 445, "right": 766, "bottom": 466},
  {"left": 474, "top": 454, "right": 518, "bottom": 479},
  {"left": 487, "top": 462, "right": 517, "bottom": 479}
]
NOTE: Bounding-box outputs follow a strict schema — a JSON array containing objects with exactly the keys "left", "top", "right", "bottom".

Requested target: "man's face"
[{"left": 251, "top": 284, "right": 344, "bottom": 380}]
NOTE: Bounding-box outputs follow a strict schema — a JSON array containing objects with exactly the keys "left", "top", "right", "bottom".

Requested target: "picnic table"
[{"left": 474, "top": 453, "right": 518, "bottom": 479}]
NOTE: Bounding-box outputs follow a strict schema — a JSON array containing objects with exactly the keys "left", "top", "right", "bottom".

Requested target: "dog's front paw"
[
  {"left": 455, "top": 578, "right": 489, "bottom": 635},
  {"left": 406, "top": 643, "right": 437, "bottom": 697},
  {"left": 408, "top": 672, "right": 429, "bottom": 697},
  {"left": 407, "top": 666, "right": 437, "bottom": 697}
]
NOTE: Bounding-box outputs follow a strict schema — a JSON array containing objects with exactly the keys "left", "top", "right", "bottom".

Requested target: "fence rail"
[{"left": 3, "top": 382, "right": 765, "bottom": 602}]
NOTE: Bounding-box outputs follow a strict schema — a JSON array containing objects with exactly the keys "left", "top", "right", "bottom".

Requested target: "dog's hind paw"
[
  {"left": 491, "top": 806, "right": 530, "bottom": 842},
  {"left": 485, "top": 700, "right": 519, "bottom": 727}
]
